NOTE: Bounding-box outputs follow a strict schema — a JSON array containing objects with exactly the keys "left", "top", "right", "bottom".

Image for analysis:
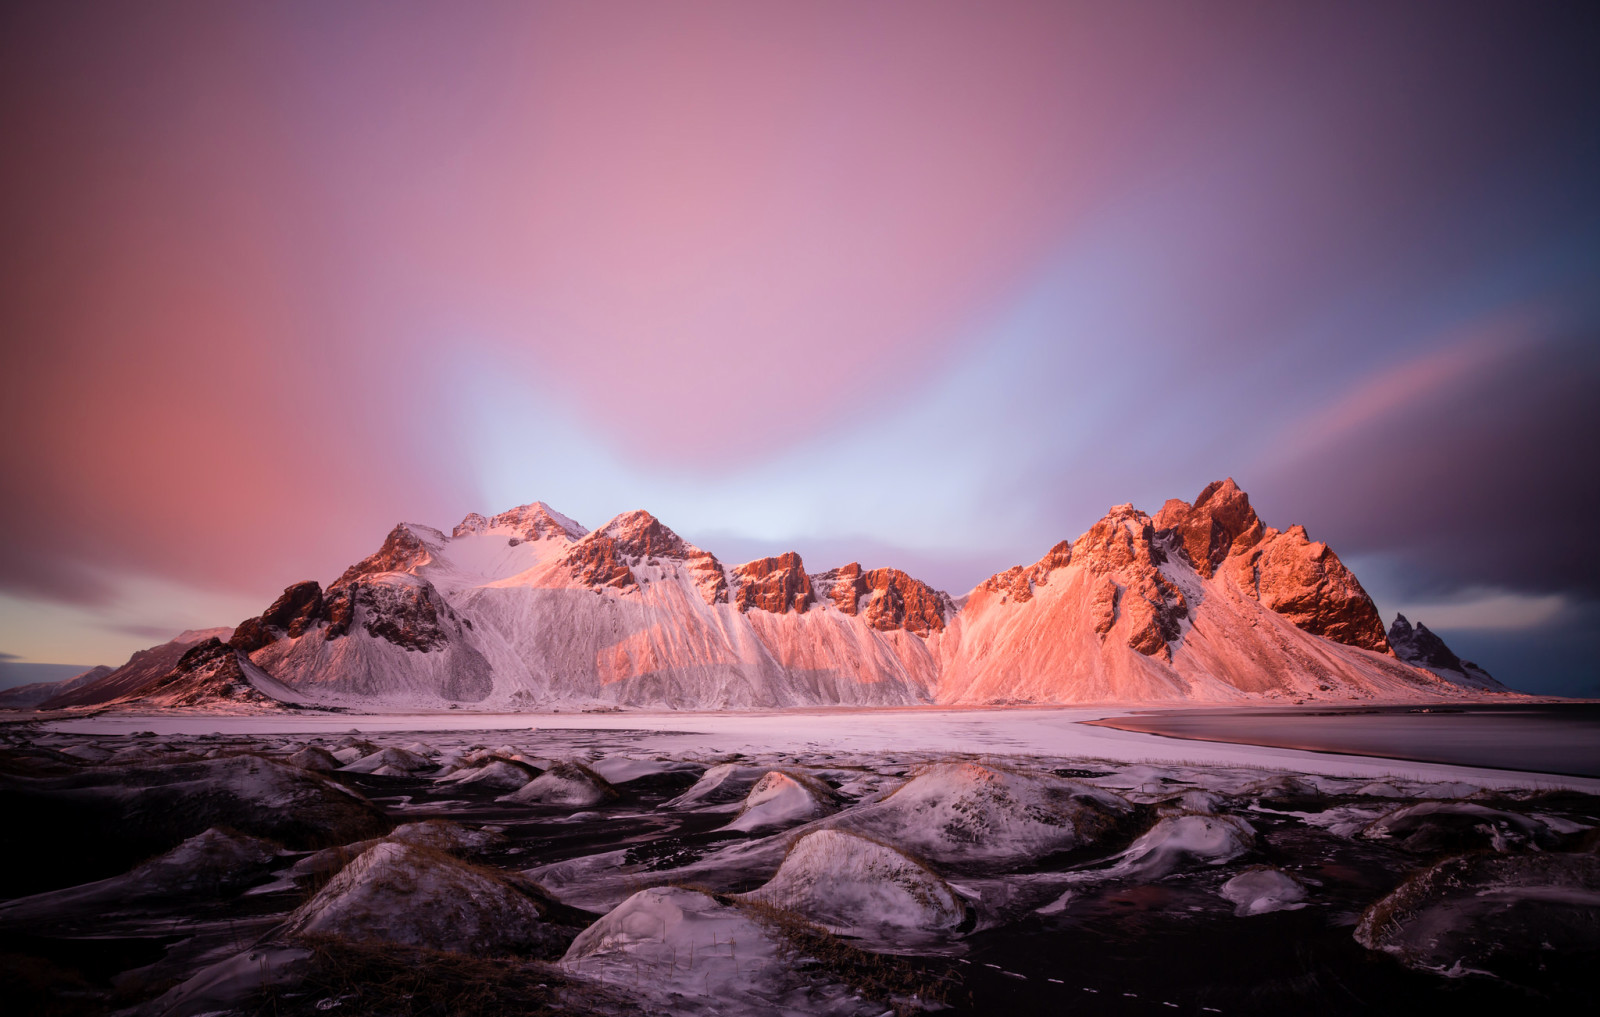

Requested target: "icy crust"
[
  {"left": 1075, "top": 814, "right": 1255, "bottom": 882},
  {"left": 827, "top": 762, "right": 1135, "bottom": 870},
  {"left": 1355, "top": 851, "right": 1600, "bottom": 979},
  {"left": 742, "top": 829, "right": 967, "bottom": 937},
  {"left": 287, "top": 841, "right": 568, "bottom": 955},
  {"left": 562, "top": 886, "right": 875, "bottom": 1016},
  {"left": 1359, "top": 801, "right": 1557, "bottom": 854},
  {"left": 725, "top": 771, "right": 837, "bottom": 833},
  {"left": 1219, "top": 867, "right": 1307, "bottom": 916},
  {"left": 500, "top": 760, "right": 617, "bottom": 806}
]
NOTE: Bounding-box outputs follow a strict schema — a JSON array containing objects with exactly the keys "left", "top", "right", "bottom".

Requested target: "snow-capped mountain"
[{"left": 41, "top": 481, "right": 1508, "bottom": 711}]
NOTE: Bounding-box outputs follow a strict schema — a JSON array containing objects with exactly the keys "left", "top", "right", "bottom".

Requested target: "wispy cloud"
[{"left": 1392, "top": 587, "right": 1572, "bottom": 632}]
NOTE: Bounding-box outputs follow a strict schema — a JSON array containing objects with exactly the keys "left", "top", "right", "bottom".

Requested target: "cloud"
[{"left": 1391, "top": 588, "right": 1572, "bottom": 632}]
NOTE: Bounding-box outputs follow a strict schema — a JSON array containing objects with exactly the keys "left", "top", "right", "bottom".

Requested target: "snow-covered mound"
[
  {"left": 442, "top": 758, "right": 537, "bottom": 790},
  {"left": 743, "top": 829, "right": 966, "bottom": 938},
  {"left": 562, "top": 886, "right": 874, "bottom": 1015},
  {"left": 1219, "top": 867, "right": 1307, "bottom": 916},
  {"left": 293, "top": 820, "right": 505, "bottom": 881},
  {"left": 831, "top": 762, "right": 1134, "bottom": 869},
  {"left": 285, "top": 746, "right": 340, "bottom": 772},
  {"left": 1356, "top": 851, "right": 1600, "bottom": 979},
  {"left": 286, "top": 841, "right": 567, "bottom": 955},
  {"left": 500, "top": 761, "right": 616, "bottom": 806},
  {"left": 665, "top": 763, "right": 769, "bottom": 809},
  {"left": 726, "top": 771, "right": 836, "bottom": 833},
  {"left": 340, "top": 746, "right": 434, "bottom": 775}
]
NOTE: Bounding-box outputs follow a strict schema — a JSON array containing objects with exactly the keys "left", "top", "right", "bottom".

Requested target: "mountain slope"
[
  {"left": 935, "top": 481, "right": 1491, "bottom": 705},
  {"left": 38, "top": 628, "right": 235, "bottom": 709},
  {"left": 41, "top": 481, "right": 1511, "bottom": 712}
]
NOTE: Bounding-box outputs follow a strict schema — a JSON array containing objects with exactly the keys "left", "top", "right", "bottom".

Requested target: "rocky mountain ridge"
[{"left": 32, "top": 480, "right": 1506, "bottom": 711}]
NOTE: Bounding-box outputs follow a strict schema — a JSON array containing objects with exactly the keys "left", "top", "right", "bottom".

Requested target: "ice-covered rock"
[
  {"left": 664, "top": 762, "right": 768, "bottom": 809},
  {"left": 1083, "top": 814, "right": 1255, "bottom": 881},
  {"left": 562, "top": 885, "right": 872, "bottom": 1014},
  {"left": 1219, "top": 867, "right": 1307, "bottom": 916},
  {"left": 1360, "top": 801, "right": 1554, "bottom": 854},
  {"left": 725, "top": 771, "right": 836, "bottom": 834},
  {"left": 444, "top": 759, "right": 537, "bottom": 790},
  {"left": 285, "top": 746, "right": 341, "bottom": 772},
  {"left": 1355, "top": 851, "right": 1600, "bottom": 980},
  {"left": 588, "top": 755, "right": 704, "bottom": 784},
  {"left": 286, "top": 841, "right": 569, "bottom": 955},
  {"left": 500, "top": 761, "right": 617, "bottom": 806},
  {"left": 830, "top": 762, "right": 1134, "bottom": 869},
  {"left": 743, "top": 829, "right": 966, "bottom": 937},
  {"left": 341, "top": 746, "right": 434, "bottom": 774}
]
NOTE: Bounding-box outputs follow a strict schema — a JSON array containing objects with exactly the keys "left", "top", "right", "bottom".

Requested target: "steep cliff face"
[
  {"left": 810, "top": 563, "right": 954, "bottom": 637},
  {"left": 1156, "top": 479, "right": 1388, "bottom": 653},
  {"left": 732, "top": 552, "right": 815, "bottom": 615}
]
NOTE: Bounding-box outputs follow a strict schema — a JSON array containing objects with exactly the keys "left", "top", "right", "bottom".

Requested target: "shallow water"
[{"left": 1091, "top": 703, "right": 1600, "bottom": 777}]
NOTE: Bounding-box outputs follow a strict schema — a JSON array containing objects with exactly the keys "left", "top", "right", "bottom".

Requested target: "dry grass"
[
  {"left": 253, "top": 936, "right": 584, "bottom": 1017},
  {"left": 734, "top": 897, "right": 961, "bottom": 1016}
]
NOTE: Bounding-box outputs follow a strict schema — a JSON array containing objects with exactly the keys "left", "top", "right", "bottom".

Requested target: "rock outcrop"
[
  {"left": 1389, "top": 614, "right": 1502, "bottom": 688},
  {"left": 811, "top": 562, "right": 953, "bottom": 636},
  {"left": 732, "top": 552, "right": 815, "bottom": 614}
]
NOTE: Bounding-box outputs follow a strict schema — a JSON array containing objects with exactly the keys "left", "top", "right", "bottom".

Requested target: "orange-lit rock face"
[
  {"left": 1155, "top": 479, "right": 1389, "bottom": 654},
  {"left": 1232, "top": 524, "right": 1389, "bottom": 652},
  {"left": 814, "top": 563, "right": 951, "bottom": 636},
  {"left": 1153, "top": 478, "right": 1265, "bottom": 579},
  {"left": 559, "top": 536, "right": 637, "bottom": 590},
  {"left": 334, "top": 525, "right": 434, "bottom": 588},
  {"left": 558, "top": 511, "right": 728, "bottom": 605},
  {"left": 979, "top": 540, "right": 1073, "bottom": 604},
  {"left": 733, "top": 552, "right": 815, "bottom": 615},
  {"left": 1070, "top": 505, "right": 1187, "bottom": 660}
]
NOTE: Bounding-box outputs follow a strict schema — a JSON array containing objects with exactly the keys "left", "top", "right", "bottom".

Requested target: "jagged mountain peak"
[
  {"left": 589, "top": 510, "right": 702, "bottom": 559},
  {"left": 453, "top": 501, "right": 586, "bottom": 542}
]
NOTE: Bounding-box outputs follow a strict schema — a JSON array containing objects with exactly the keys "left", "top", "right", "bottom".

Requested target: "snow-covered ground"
[{"left": 41, "top": 705, "right": 1600, "bottom": 793}]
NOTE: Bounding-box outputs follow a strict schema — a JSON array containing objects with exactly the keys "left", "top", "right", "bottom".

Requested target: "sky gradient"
[{"left": 2, "top": 2, "right": 1597, "bottom": 694}]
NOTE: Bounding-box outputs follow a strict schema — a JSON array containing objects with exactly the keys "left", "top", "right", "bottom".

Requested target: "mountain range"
[{"left": 11, "top": 480, "right": 1508, "bottom": 712}]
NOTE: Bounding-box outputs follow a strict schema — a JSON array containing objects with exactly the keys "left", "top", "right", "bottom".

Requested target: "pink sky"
[{"left": 2, "top": 3, "right": 1597, "bottom": 693}]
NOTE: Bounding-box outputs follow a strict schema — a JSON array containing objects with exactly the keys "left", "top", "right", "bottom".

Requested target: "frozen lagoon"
[{"left": 43, "top": 703, "right": 1600, "bottom": 793}]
